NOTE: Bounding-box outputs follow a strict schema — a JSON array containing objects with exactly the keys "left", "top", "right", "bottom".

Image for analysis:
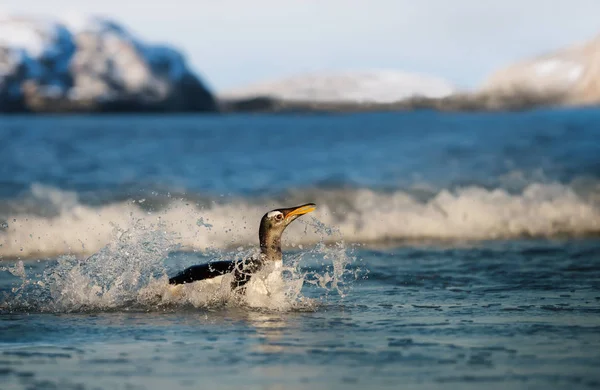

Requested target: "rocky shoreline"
[
  {"left": 2, "top": 76, "right": 217, "bottom": 114},
  {"left": 218, "top": 89, "right": 567, "bottom": 114},
  {"left": 0, "top": 87, "right": 568, "bottom": 114}
]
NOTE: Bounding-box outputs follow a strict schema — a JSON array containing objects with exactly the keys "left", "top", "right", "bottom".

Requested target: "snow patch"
[
  {"left": 480, "top": 36, "right": 600, "bottom": 101},
  {"left": 0, "top": 13, "right": 214, "bottom": 111},
  {"left": 220, "top": 69, "right": 455, "bottom": 103}
]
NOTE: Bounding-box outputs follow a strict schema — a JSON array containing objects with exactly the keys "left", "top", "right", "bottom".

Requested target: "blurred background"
[{"left": 2, "top": 0, "right": 600, "bottom": 112}]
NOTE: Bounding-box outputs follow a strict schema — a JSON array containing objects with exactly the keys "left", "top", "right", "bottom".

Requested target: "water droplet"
[
  {"left": 196, "top": 217, "right": 213, "bottom": 230},
  {"left": 139, "top": 198, "right": 146, "bottom": 204},
  {"left": 0, "top": 222, "right": 8, "bottom": 229}
]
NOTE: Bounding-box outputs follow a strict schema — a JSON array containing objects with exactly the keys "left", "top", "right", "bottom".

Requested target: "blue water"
[
  {"left": 1, "top": 110, "right": 600, "bottom": 389},
  {"left": 3, "top": 110, "right": 598, "bottom": 198}
]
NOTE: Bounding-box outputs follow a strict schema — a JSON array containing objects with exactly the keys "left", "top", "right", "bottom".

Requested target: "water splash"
[
  {"left": 280, "top": 216, "right": 360, "bottom": 301},
  {"left": 5, "top": 260, "right": 26, "bottom": 278},
  {"left": 44, "top": 220, "right": 176, "bottom": 312},
  {"left": 1, "top": 213, "right": 356, "bottom": 313},
  {"left": 196, "top": 217, "right": 213, "bottom": 230}
]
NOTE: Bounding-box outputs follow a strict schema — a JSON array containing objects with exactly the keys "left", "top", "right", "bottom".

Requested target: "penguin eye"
[{"left": 275, "top": 213, "right": 284, "bottom": 221}]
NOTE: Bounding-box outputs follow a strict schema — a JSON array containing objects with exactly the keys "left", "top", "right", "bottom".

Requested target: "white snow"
[
  {"left": 535, "top": 59, "right": 561, "bottom": 75},
  {"left": 61, "top": 13, "right": 132, "bottom": 38},
  {"left": 0, "top": 16, "right": 70, "bottom": 59},
  {"left": 220, "top": 69, "right": 455, "bottom": 103},
  {"left": 534, "top": 59, "right": 583, "bottom": 83},
  {"left": 567, "top": 65, "right": 584, "bottom": 82},
  {"left": 481, "top": 40, "right": 592, "bottom": 97}
]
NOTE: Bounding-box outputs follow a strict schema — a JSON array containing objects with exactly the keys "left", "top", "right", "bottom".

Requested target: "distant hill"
[
  {"left": 221, "top": 35, "right": 600, "bottom": 114},
  {"left": 219, "top": 70, "right": 455, "bottom": 104},
  {"left": 481, "top": 34, "right": 600, "bottom": 107},
  {"left": 0, "top": 14, "right": 216, "bottom": 113}
]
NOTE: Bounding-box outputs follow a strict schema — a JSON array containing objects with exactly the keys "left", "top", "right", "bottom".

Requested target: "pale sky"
[{"left": 3, "top": 0, "right": 600, "bottom": 92}]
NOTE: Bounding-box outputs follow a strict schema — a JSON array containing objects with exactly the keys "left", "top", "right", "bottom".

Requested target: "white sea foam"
[
  {"left": 141, "top": 260, "right": 309, "bottom": 311},
  {"left": 2, "top": 216, "right": 353, "bottom": 313},
  {"left": 2, "top": 180, "right": 597, "bottom": 313},
  {"left": 1, "top": 182, "right": 599, "bottom": 260}
]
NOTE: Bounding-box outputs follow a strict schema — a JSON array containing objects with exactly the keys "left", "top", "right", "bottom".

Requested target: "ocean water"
[{"left": 0, "top": 110, "right": 599, "bottom": 389}]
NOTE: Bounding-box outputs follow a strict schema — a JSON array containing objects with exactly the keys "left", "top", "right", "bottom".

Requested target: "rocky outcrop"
[
  {"left": 481, "top": 34, "right": 600, "bottom": 107},
  {"left": 0, "top": 15, "right": 216, "bottom": 113}
]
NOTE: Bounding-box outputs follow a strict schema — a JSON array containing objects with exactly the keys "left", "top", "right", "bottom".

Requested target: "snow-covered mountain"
[
  {"left": 219, "top": 70, "right": 455, "bottom": 104},
  {"left": 0, "top": 14, "right": 216, "bottom": 112},
  {"left": 481, "top": 34, "right": 600, "bottom": 106}
]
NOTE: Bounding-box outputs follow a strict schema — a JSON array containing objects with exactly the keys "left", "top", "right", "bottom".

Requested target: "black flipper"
[
  {"left": 231, "top": 258, "right": 263, "bottom": 290},
  {"left": 168, "top": 261, "right": 236, "bottom": 285}
]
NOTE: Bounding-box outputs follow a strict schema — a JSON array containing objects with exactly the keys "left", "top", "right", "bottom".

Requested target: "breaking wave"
[{"left": 1, "top": 181, "right": 600, "bottom": 259}]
